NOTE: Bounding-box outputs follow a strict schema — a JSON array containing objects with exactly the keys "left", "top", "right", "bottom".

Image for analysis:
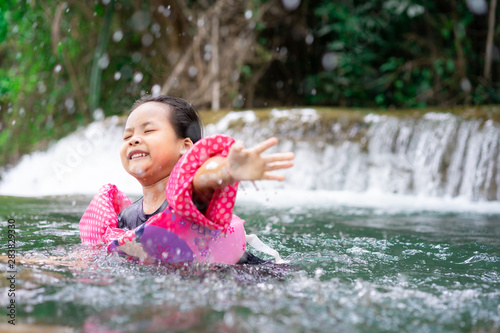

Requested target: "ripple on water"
[{"left": 1, "top": 197, "right": 499, "bottom": 332}]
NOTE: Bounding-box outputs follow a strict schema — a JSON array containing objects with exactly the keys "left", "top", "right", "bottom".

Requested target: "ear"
[{"left": 180, "top": 138, "right": 193, "bottom": 155}]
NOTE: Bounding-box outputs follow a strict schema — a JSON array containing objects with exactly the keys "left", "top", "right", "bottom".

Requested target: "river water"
[
  {"left": 0, "top": 194, "right": 499, "bottom": 332},
  {"left": 0, "top": 108, "right": 499, "bottom": 332}
]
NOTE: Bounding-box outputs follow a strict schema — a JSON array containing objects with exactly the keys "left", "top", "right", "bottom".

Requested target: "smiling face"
[{"left": 120, "top": 102, "right": 192, "bottom": 186}]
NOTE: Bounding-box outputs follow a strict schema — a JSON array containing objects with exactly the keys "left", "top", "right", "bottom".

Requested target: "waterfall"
[
  {"left": 206, "top": 109, "right": 499, "bottom": 202},
  {"left": 1, "top": 108, "right": 499, "bottom": 210}
]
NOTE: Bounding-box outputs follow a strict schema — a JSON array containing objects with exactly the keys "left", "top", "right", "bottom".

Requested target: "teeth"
[{"left": 130, "top": 153, "right": 147, "bottom": 159}]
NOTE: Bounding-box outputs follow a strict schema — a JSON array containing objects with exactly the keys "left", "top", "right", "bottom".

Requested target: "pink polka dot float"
[{"left": 79, "top": 135, "right": 247, "bottom": 264}]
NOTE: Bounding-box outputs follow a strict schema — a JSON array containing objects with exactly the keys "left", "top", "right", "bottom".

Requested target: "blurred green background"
[{"left": 0, "top": 0, "right": 498, "bottom": 167}]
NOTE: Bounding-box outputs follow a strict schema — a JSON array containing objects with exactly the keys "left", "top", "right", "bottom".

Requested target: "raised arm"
[{"left": 193, "top": 137, "right": 294, "bottom": 202}]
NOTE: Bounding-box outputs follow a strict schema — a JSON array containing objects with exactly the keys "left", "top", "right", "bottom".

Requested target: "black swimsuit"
[
  {"left": 117, "top": 198, "right": 265, "bottom": 264},
  {"left": 117, "top": 198, "right": 169, "bottom": 230}
]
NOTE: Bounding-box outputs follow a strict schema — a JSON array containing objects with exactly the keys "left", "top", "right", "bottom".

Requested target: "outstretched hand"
[{"left": 226, "top": 137, "right": 294, "bottom": 182}]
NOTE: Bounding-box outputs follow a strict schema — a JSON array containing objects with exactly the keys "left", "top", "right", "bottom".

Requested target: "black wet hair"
[{"left": 130, "top": 95, "right": 203, "bottom": 143}]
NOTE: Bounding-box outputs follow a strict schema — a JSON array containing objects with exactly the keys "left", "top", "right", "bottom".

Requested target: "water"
[
  {"left": 1, "top": 108, "right": 500, "bottom": 202},
  {"left": 0, "top": 195, "right": 499, "bottom": 332},
  {"left": 0, "top": 107, "right": 499, "bottom": 331}
]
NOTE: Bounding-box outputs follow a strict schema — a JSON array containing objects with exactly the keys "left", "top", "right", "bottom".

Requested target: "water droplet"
[
  {"left": 65, "top": 98, "right": 75, "bottom": 110},
  {"left": 466, "top": 0, "right": 488, "bottom": 15},
  {"left": 305, "top": 33, "right": 314, "bottom": 45},
  {"left": 188, "top": 66, "right": 198, "bottom": 78},
  {"left": 133, "top": 167, "right": 145, "bottom": 177},
  {"left": 279, "top": 46, "right": 288, "bottom": 57},
  {"left": 54, "top": 64, "right": 62, "bottom": 73},
  {"left": 460, "top": 78, "right": 472, "bottom": 92},
  {"left": 131, "top": 11, "right": 150, "bottom": 31},
  {"left": 113, "top": 30, "right": 123, "bottom": 42},
  {"left": 151, "top": 84, "right": 161, "bottom": 97},
  {"left": 151, "top": 23, "right": 160, "bottom": 34},
  {"left": 407, "top": 5, "right": 425, "bottom": 18},
  {"left": 142, "top": 33, "right": 154, "bottom": 47},
  {"left": 244, "top": 10, "right": 253, "bottom": 20},
  {"left": 93, "top": 108, "right": 104, "bottom": 121},
  {"left": 311, "top": 88, "right": 317, "bottom": 95},
  {"left": 102, "top": 0, "right": 110, "bottom": 5},
  {"left": 276, "top": 81, "right": 284, "bottom": 89},
  {"left": 321, "top": 52, "right": 338, "bottom": 70},
  {"left": 98, "top": 53, "right": 109, "bottom": 69},
  {"left": 223, "top": 312, "right": 236, "bottom": 327},
  {"left": 133, "top": 72, "right": 144, "bottom": 83},
  {"left": 204, "top": 52, "right": 211, "bottom": 61},
  {"left": 132, "top": 52, "right": 142, "bottom": 63},
  {"left": 12, "top": 119, "right": 16, "bottom": 125},
  {"left": 282, "top": 0, "right": 301, "bottom": 11},
  {"left": 19, "top": 107, "right": 25, "bottom": 116},
  {"left": 114, "top": 71, "right": 121, "bottom": 80},
  {"left": 38, "top": 82, "right": 47, "bottom": 94}
]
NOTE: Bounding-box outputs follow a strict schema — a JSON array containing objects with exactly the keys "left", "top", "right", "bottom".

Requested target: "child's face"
[{"left": 120, "top": 102, "right": 190, "bottom": 186}]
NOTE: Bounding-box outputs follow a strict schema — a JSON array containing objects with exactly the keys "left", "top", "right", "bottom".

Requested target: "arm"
[{"left": 193, "top": 137, "right": 294, "bottom": 202}]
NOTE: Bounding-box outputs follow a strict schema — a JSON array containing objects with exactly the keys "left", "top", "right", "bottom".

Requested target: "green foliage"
[
  {"left": 302, "top": 0, "right": 499, "bottom": 108},
  {"left": 0, "top": 0, "right": 499, "bottom": 168},
  {"left": 0, "top": 0, "right": 160, "bottom": 166}
]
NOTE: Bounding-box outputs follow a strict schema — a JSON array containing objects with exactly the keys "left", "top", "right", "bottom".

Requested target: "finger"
[
  {"left": 231, "top": 140, "right": 245, "bottom": 152},
  {"left": 265, "top": 162, "right": 294, "bottom": 171},
  {"left": 263, "top": 152, "right": 295, "bottom": 163},
  {"left": 262, "top": 172, "right": 286, "bottom": 181},
  {"left": 252, "top": 137, "right": 278, "bottom": 154}
]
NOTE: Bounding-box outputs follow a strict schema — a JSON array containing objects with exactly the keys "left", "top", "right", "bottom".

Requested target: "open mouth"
[{"left": 128, "top": 151, "right": 149, "bottom": 160}]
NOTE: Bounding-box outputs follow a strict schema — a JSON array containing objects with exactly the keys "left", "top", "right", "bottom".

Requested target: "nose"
[{"left": 128, "top": 134, "right": 142, "bottom": 146}]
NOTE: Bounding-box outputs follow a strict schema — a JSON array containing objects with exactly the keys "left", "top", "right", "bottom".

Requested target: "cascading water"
[
  {"left": 0, "top": 108, "right": 499, "bottom": 209},
  {"left": 206, "top": 108, "right": 500, "bottom": 203},
  {"left": 1, "top": 109, "right": 499, "bottom": 332}
]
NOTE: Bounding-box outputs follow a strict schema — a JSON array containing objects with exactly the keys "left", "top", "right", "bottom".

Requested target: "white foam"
[
  {"left": 364, "top": 113, "right": 387, "bottom": 123},
  {"left": 1, "top": 109, "right": 499, "bottom": 214},
  {"left": 0, "top": 118, "right": 142, "bottom": 197},
  {"left": 235, "top": 188, "right": 500, "bottom": 214},
  {"left": 422, "top": 112, "right": 454, "bottom": 121}
]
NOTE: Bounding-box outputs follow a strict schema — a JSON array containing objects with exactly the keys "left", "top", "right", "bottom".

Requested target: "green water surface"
[{"left": 0, "top": 195, "right": 499, "bottom": 332}]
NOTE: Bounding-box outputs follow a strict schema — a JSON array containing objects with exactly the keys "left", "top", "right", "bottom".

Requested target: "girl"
[{"left": 80, "top": 95, "right": 294, "bottom": 264}]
